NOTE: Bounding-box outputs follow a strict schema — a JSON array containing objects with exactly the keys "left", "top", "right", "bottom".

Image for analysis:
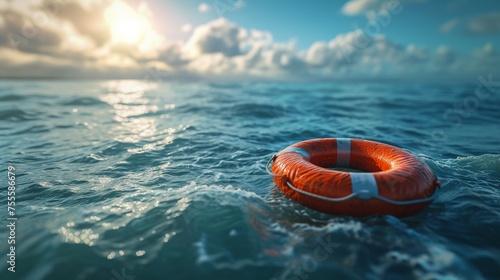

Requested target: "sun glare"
[{"left": 105, "top": 2, "right": 150, "bottom": 44}]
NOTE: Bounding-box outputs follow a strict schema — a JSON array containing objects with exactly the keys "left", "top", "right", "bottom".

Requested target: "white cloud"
[
  {"left": 0, "top": 1, "right": 498, "bottom": 81},
  {"left": 176, "top": 20, "right": 498, "bottom": 81},
  {"left": 440, "top": 19, "right": 460, "bottom": 33},
  {"left": 198, "top": 3, "right": 211, "bottom": 13},
  {"left": 181, "top": 24, "right": 192, "bottom": 33},
  {"left": 185, "top": 19, "right": 245, "bottom": 57},
  {"left": 342, "top": 0, "right": 427, "bottom": 16},
  {"left": 435, "top": 46, "right": 456, "bottom": 65},
  {"left": 467, "top": 12, "right": 500, "bottom": 35},
  {"left": 469, "top": 43, "right": 499, "bottom": 74},
  {"left": 343, "top": 0, "right": 382, "bottom": 15},
  {"left": 233, "top": 0, "right": 246, "bottom": 9},
  {"left": 474, "top": 43, "right": 496, "bottom": 59}
]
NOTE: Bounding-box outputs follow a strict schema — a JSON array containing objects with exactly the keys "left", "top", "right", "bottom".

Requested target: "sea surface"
[{"left": 0, "top": 80, "right": 499, "bottom": 280}]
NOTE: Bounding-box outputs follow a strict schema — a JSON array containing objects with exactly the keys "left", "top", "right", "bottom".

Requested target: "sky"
[{"left": 0, "top": 0, "right": 499, "bottom": 81}]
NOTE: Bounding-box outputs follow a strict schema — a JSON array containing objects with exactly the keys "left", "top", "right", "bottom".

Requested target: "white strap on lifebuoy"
[
  {"left": 337, "top": 138, "right": 380, "bottom": 199},
  {"left": 350, "top": 173, "right": 379, "bottom": 200},
  {"left": 336, "top": 138, "right": 351, "bottom": 168}
]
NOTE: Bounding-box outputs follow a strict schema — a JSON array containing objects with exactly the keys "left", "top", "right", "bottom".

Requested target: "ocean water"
[{"left": 0, "top": 80, "right": 499, "bottom": 280}]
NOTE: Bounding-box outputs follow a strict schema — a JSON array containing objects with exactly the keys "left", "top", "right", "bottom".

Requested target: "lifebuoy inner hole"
[{"left": 309, "top": 153, "right": 393, "bottom": 173}]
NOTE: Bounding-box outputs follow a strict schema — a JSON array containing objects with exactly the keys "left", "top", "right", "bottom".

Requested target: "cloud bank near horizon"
[{"left": 0, "top": 0, "right": 498, "bottom": 81}]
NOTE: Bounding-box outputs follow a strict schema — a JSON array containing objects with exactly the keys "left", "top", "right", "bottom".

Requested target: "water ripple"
[{"left": 1, "top": 80, "right": 499, "bottom": 279}]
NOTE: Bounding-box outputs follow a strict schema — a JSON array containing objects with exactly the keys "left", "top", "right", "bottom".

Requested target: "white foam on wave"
[
  {"left": 291, "top": 219, "right": 367, "bottom": 239},
  {"left": 374, "top": 245, "right": 483, "bottom": 280},
  {"left": 194, "top": 233, "right": 222, "bottom": 264},
  {"left": 172, "top": 181, "right": 264, "bottom": 199},
  {"left": 429, "top": 153, "right": 500, "bottom": 177},
  {"left": 455, "top": 154, "right": 500, "bottom": 175}
]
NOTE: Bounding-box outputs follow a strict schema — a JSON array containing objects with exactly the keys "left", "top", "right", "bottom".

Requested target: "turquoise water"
[{"left": 0, "top": 80, "right": 499, "bottom": 280}]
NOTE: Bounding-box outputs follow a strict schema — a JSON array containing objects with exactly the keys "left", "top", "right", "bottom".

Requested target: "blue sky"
[
  {"left": 0, "top": 0, "right": 499, "bottom": 81},
  {"left": 149, "top": 0, "right": 500, "bottom": 52}
]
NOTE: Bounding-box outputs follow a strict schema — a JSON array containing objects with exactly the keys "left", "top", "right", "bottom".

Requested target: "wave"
[
  {"left": 60, "top": 97, "right": 107, "bottom": 106},
  {"left": 454, "top": 154, "right": 500, "bottom": 176},
  {"left": 226, "top": 103, "right": 291, "bottom": 119},
  {"left": 2, "top": 80, "right": 499, "bottom": 279},
  {"left": 0, "top": 94, "right": 27, "bottom": 101},
  {"left": 0, "top": 108, "right": 38, "bottom": 121},
  {"left": 425, "top": 154, "right": 500, "bottom": 178}
]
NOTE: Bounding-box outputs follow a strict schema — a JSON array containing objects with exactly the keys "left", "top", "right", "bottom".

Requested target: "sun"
[
  {"left": 104, "top": 2, "right": 149, "bottom": 44},
  {"left": 102, "top": 1, "right": 165, "bottom": 57}
]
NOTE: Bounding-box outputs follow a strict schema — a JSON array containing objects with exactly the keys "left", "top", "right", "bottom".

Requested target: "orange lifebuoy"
[{"left": 268, "top": 138, "right": 440, "bottom": 217}]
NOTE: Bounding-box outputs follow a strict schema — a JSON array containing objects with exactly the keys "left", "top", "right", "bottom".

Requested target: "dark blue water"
[{"left": 0, "top": 80, "right": 499, "bottom": 280}]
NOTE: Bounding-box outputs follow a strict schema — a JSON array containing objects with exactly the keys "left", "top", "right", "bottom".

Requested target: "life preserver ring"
[{"left": 267, "top": 138, "right": 440, "bottom": 217}]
